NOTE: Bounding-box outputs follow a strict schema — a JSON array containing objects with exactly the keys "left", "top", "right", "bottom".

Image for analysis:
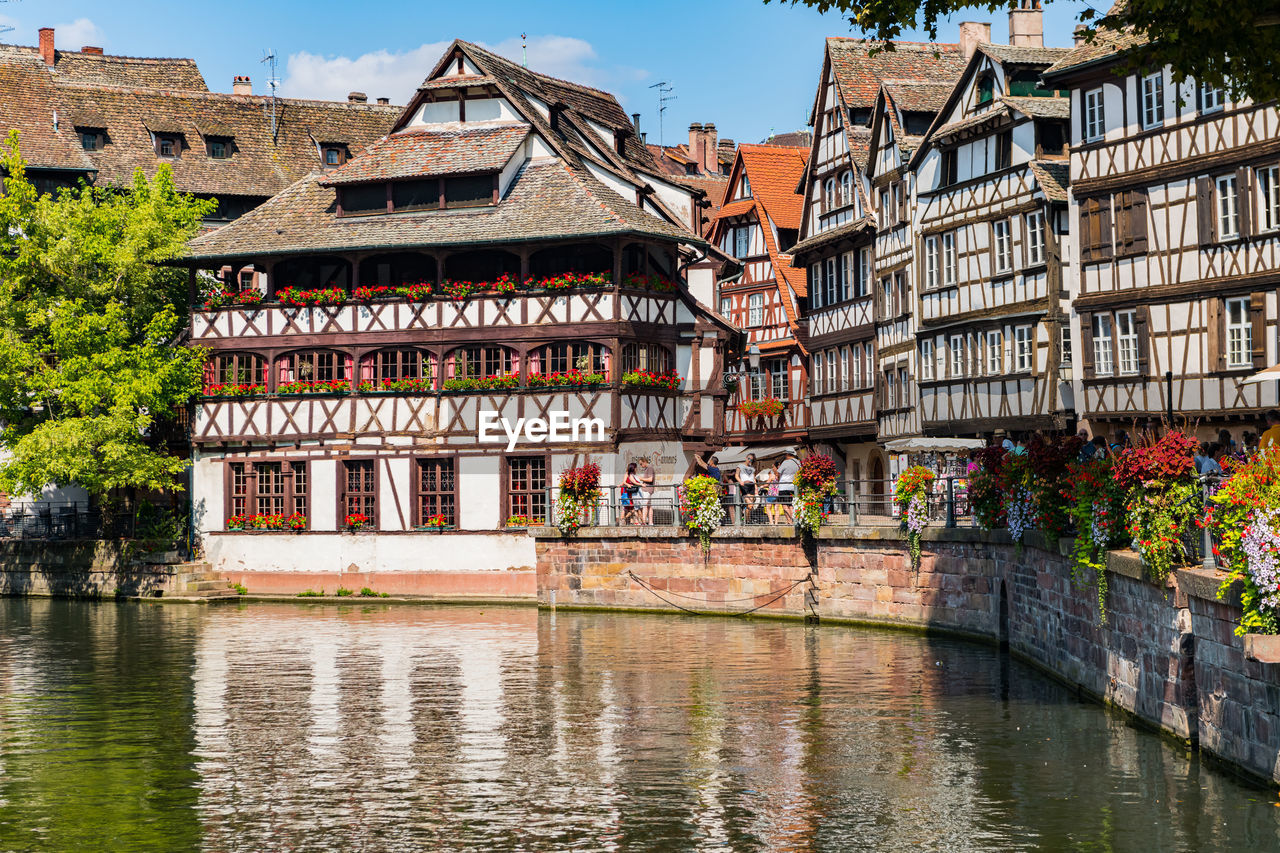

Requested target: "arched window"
[
  {"left": 278, "top": 350, "right": 351, "bottom": 384},
  {"left": 840, "top": 170, "right": 853, "bottom": 207},
  {"left": 207, "top": 352, "right": 266, "bottom": 387},
  {"left": 447, "top": 345, "right": 515, "bottom": 379},
  {"left": 360, "top": 348, "right": 437, "bottom": 386},
  {"left": 824, "top": 178, "right": 836, "bottom": 210},
  {"left": 532, "top": 342, "right": 609, "bottom": 376},
  {"left": 621, "top": 343, "right": 672, "bottom": 373}
]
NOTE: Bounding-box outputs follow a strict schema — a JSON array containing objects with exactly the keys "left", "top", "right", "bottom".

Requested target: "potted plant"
[
  {"left": 621, "top": 369, "right": 681, "bottom": 392},
  {"left": 894, "top": 465, "right": 935, "bottom": 569},
  {"left": 419, "top": 514, "right": 452, "bottom": 532},
  {"left": 345, "top": 512, "right": 371, "bottom": 531},
  {"left": 506, "top": 515, "right": 539, "bottom": 529}
]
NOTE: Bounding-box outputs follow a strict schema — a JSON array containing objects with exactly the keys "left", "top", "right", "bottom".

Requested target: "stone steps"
[{"left": 166, "top": 562, "right": 240, "bottom": 600}]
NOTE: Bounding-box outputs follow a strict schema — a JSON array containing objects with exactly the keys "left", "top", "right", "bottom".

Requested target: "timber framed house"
[
  {"left": 711, "top": 143, "right": 810, "bottom": 444},
  {"left": 179, "top": 40, "right": 733, "bottom": 582},
  {"left": 791, "top": 37, "right": 964, "bottom": 484},
  {"left": 911, "top": 34, "right": 1074, "bottom": 438},
  {"left": 1043, "top": 11, "right": 1280, "bottom": 431}
]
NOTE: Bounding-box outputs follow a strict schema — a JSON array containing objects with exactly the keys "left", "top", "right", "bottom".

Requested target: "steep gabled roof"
[
  {"left": 737, "top": 144, "right": 807, "bottom": 230},
  {"left": 826, "top": 38, "right": 966, "bottom": 111},
  {"left": 1043, "top": 3, "right": 1145, "bottom": 79},
  {"left": 1028, "top": 160, "right": 1069, "bottom": 202},
  {"left": 0, "top": 43, "right": 209, "bottom": 91},
  {"left": 184, "top": 158, "right": 698, "bottom": 261},
  {"left": 321, "top": 125, "right": 528, "bottom": 185},
  {"left": 977, "top": 43, "right": 1073, "bottom": 66}
]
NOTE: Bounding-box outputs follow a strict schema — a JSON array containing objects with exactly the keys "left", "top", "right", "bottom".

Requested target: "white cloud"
[
  {"left": 54, "top": 18, "right": 105, "bottom": 52},
  {"left": 282, "top": 35, "right": 647, "bottom": 106}
]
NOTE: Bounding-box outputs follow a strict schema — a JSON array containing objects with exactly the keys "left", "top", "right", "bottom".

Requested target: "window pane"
[
  {"left": 444, "top": 175, "right": 493, "bottom": 208},
  {"left": 392, "top": 179, "right": 438, "bottom": 211},
  {"left": 343, "top": 184, "right": 386, "bottom": 214}
]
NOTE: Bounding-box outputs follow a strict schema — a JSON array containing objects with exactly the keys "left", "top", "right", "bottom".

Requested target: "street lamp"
[{"left": 723, "top": 343, "right": 762, "bottom": 383}]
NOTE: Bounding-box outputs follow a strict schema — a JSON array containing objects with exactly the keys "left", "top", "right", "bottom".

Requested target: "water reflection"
[{"left": 0, "top": 599, "right": 1278, "bottom": 851}]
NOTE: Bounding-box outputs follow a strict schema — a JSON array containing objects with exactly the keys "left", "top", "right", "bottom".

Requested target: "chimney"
[
  {"left": 958, "top": 21, "right": 991, "bottom": 59},
  {"left": 688, "top": 123, "right": 718, "bottom": 174},
  {"left": 1008, "top": 0, "right": 1044, "bottom": 47},
  {"left": 348, "top": 91, "right": 367, "bottom": 103},
  {"left": 38, "top": 27, "right": 54, "bottom": 67},
  {"left": 81, "top": 46, "right": 103, "bottom": 55},
  {"left": 232, "top": 75, "right": 252, "bottom": 96},
  {"left": 377, "top": 97, "right": 389, "bottom": 105},
  {"left": 631, "top": 112, "right": 641, "bottom": 137},
  {"left": 1073, "top": 25, "right": 1089, "bottom": 46}
]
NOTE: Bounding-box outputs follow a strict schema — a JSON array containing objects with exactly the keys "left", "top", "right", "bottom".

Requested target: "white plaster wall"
[
  {"left": 459, "top": 456, "right": 501, "bottom": 530},
  {"left": 686, "top": 266, "right": 715, "bottom": 307},
  {"left": 192, "top": 452, "right": 225, "bottom": 533},
  {"left": 419, "top": 101, "right": 460, "bottom": 124},
  {"left": 312, "top": 459, "right": 337, "bottom": 531},
  {"left": 381, "top": 457, "right": 411, "bottom": 531},
  {"left": 205, "top": 532, "right": 536, "bottom": 574}
]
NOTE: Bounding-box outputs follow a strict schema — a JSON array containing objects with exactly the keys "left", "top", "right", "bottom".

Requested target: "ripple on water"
[{"left": 0, "top": 599, "right": 1277, "bottom": 852}]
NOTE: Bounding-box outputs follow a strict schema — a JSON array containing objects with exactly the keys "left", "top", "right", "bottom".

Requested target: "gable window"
[
  {"left": 1083, "top": 88, "right": 1105, "bottom": 142},
  {"left": 748, "top": 292, "right": 764, "bottom": 326},
  {"left": 920, "top": 340, "right": 934, "bottom": 380},
  {"left": 992, "top": 219, "right": 1013, "bottom": 275},
  {"left": 1258, "top": 165, "right": 1280, "bottom": 232},
  {"left": 416, "top": 458, "right": 456, "bottom": 527},
  {"left": 1226, "top": 296, "right": 1253, "bottom": 369},
  {"left": 824, "top": 178, "right": 837, "bottom": 211},
  {"left": 208, "top": 139, "right": 232, "bottom": 160},
  {"left": 942, "top": 232, "right": 957, "bottom": 287},
  {"left": 1217, "top": 174, "right": 1240, "bottom": 239},
  {"left": 323, "top": 146, "right": 346, "bottom": 167},
  {"left": 80, "top": 130, "right": 102, "bottom": 151},
  {"left": 1200, "top": 81, "right": 1225, "bottom": 113},
  {"left": 1014, "top": 326, "right": 1033, "bottom": 372},
  {"left": 156, "top": 134, "right": 180, "bottom": 158},
  {"left": 950, "top": 336, "right": 964, "bottom": 379},
  {"left": 740, "top": 175, "right": 751, "bottom": 197},
  {"left": 986, "top": 330, "right": 1003, "bottom": 375},
  {"left": 1091, "top": 314, "right": 1115, "bottom": 376},
  {"left": 840, "top": 170, "right": 853, "bottom": 206},
  {"left": 1025, "top": 211, "right": 1046, "bottom": 265},
  {"left": 342, "top": 460, "right": 377, "bottom": 527},
  {"left": 228, "top": 460, "right": 308, "bottom": 524},
  {"left": 734, "top": 225, "right": 751, "bottom": 258},
  {"left": 1141, "top": 73, "right": 1164, "bottom": 129},
  {"left": 977, "top": 74, "right": 995, "bottom": 106},
  {"left": 924, "top": 236, "right": 939, "bottom": 289},
  {"left": 878, "top": 189, "right": 889, "bottom": 228}
]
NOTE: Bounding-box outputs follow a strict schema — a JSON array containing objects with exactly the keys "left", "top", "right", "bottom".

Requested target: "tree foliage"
[
  {"left": 0, "top": 131, "right": 212, "bottom": 502},
  {"left": 770, "top": 0, "right": 1280, "bottom": 104}
]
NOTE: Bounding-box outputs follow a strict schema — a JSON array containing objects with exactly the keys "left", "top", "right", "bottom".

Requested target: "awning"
[
  {"left": 884, "top": 437, "right": 986, "bottom": 454},
  {"left": 713, "top": 444, "right": 796, "bottom": 467},
  {"left": 1239, "top": 364, "right": 1280, "bottom": 384}
]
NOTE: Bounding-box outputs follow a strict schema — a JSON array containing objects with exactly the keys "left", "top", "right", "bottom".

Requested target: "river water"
[{"left": 0, "top": 599, "right": 1276, "bottom": 852}]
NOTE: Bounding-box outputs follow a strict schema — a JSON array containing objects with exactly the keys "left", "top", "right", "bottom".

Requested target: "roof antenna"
[
  {"left": 261, "top": 48, "right": 280, "bottom": 139},
  {"left": 521, "top": 33, "right": 527, "bottom": 68},
  {"left": 648, "top": 81, "right": 675, "bottom": 146}
]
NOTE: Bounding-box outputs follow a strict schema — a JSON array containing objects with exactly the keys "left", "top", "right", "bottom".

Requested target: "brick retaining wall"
[{"left": 534, "top": 524, "right": 1275, "bottom": 785}]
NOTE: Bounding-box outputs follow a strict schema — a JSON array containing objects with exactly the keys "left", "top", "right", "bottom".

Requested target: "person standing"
[
  {"left": 694, "top": 453, "right": 723, "bottom": 485},
  {"left": 776, "top": 449, "right": 801, "bottom": 525},
  {"left": 1259, "top": 411, "right": 1280, "bottom": 451},
  {"left": 635, "top": 457, "right": 656, "bottom": 525},
  {"left": 735, "top": 453, "right": 758, "bottom": 522}
]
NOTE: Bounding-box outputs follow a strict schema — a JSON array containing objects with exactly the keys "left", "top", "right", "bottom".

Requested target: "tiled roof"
[
  {"left": 1004, "top": 96, "right": 1071, "bottom": 118},
  {"left": 0, "top": 55, "right": 92, "bottom": 172},
  {"left": 51, "top": 84, "right": 398, "bottom": 197},
  {"left": 736, "top": 144, "right": 806, "bottom": 231},
  {"left": 761, "top": 130, "right": 812, "bottom": 148},
  {"left": 184, "top": 159, "right": 696, "bottom": 261},
  {"left": 1043, "top": 5, "right": 1146, "bottom": 77},
  {"left": 827, "top": 38, "right": 966, "bottom": 110},
  {"left": 676, "top": 174, "right": 730, "bottom": 235},
  {"left": 882, "top": 80, "right": 953, "bottom": 113},
  {"left": 788, "top": 217, "right": 872, "bottom": 258},
  {"left": 0, "top": 44, "right": 209, "bottom": 91},
  {"left": 847, "top": 126, "right": 873, "bottom": 169},
  {"left": 418, "top": 75, "right": 497, "bottom": 90},
  {"left": 716, "top": 198, "right": 756, "bottom": 219},
  {"left": 321, "top": 125, "right": 528, "bottom": 185},
  {"left": 1029, "top": 160, "right": 1070, "bottom": 202},
  {"left": 932, "top": 105, "right": 1011, "bottom": 139},
  {"left": 976, "top": 44, "right": 1074, "bottom": 66}
]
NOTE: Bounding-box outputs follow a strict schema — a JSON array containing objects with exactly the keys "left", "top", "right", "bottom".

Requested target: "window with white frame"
[
  {"left": 734, "top": 225, "right": 751, "bottom": 258},
  {"left": 992, "top": 219, "right": 1013, "bottom": 274},
  {"left": 809, "top": 263, "right": 822, "bottom": 308},
  {"left": 719, "top": 297, "right": 730, "bottom": 317},
  {"left": 840, "top": 348, "right": 849, "bottom": 392},
  {"left": 885, "top": 370, "right": 897, "bottom": 407},
  {"left": 1116, "top": 310, "right": 1139, "bottom": 375},
  {"left": 942, "top": 232, "right": 957, "bottom": 287},
  {"left": 1014, "top": 326, "right": 1033, "bottom": 372},
  {"left": 920, "top": 339, "right": 934, "bottom": 380},
  {"left": 812, "top": 355, "right": 823, "bottom": 395},
  {"left": 740, "top": 175, "right": 751, "bottom": 197},
  {"left": 1200, "top": 81, "right": 1224, "bottom": 113},
  {"left": 1140, "top": 73, "right": 1164, "bottom": 129},
  {"left": 825, "top": 256, "right": 839, "bottom": 306},
  {"left": 880, "top": 277, "right": 894, "bottom": 318},
  {"left": 857, "top": 343, "right": 868, "bottom": 387},
  {"left": 1060, "top": 326, "right": 1073, "bottom": 367},
  {"left": 1226, "top": 296, "right": 1253, "bottom": 368},
  {"left": 770, "top": 358, "right": 788, "bottom": 399},
  {"left": 1026, "top": 211, "right": 1046, "bottom": 265},
  {"left": 898, "top": 367, "right": 909, "bottom": 406},
  {"left": 1217, "top": 174, "right": 1240, "bottom": 239},
  {"left": 879, "top": 189, "right": 889, "bottom": 228},
  {"left": 748, "top": 293, "right": 764, "bottom": 326},
  {"left": 1084, "top": 88, "right": 1105, "bottom": 142},
  {"left": 825, "top": 178, "right": 837, "bottom": 210},
  {"left": 841, "top": 251, "right": 855, "bottom": 301},
  {"left": 986, "top": 330, "right": 1003, "bottom": 375},
  {"left": 924, "top": 235, "right": 940, "bottom": 289},
  {"left": 1259, "top": 165, "right": 1280, "bottom": 232},
  {"left": 1092, "top": 314, "right": 1114, "bottom": 376},
  {"left": 950, "top": 336, "right": 964, "bottom": 378},
  {"left": 840, "top": 170, "right": 853, "bottom": 206},
  {"left": 826, "top": 350, "right": 837, "bottom": 393},
  {"left": 858, "top": 249, "right": 872, "bottom": 297}
]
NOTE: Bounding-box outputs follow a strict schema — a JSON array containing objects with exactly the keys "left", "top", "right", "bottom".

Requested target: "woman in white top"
[{"left": 735, "top": 453, "right": 758, "bottom": 518}]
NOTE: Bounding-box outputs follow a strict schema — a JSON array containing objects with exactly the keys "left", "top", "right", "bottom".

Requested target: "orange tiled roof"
[{"left": 736, "top": 144, "right": 807, "bottom": 231}]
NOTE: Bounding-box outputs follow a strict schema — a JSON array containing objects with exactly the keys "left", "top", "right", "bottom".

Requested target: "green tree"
[
  {"left": 0, "top": 132, "right": 211, "bottom": 503},
  {"left": 771, "top": 0, "right": 1280, "bottom": 104}
]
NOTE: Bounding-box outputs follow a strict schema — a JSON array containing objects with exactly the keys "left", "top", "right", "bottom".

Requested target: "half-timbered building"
[
  {"left": 1043, "top": 10, "right": 1280, "bottom": 433},
  {"left": 711, "top": 143, "right": 809, "bottom": 444},
  {"left": 179, "top": 40, "right": 732, "bottom": 590},
  {"left": 911, "top": 23, "right": 1075, "bottom": 437},
  {"left": 791, "top": 36, "right": 964, "bottom": 486}
]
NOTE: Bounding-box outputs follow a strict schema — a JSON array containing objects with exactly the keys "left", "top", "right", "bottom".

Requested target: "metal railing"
[
  {"left": 546, "top": 478, "right": 980, "bottom": 530},
  {"left": 0, "top": 503, "right": 148, "bottom": 541}
]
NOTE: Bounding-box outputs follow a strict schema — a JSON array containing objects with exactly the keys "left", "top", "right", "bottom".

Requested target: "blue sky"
[{"left": 7, "top": 0, "right": 1090, "bottom": 145}]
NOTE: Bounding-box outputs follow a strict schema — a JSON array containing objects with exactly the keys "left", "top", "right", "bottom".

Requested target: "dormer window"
[
  {"left": 322, "top": 145, "right": 347, "bottom": 167},
  {"left": 337, "top": 174, "right": 498, "bottom": 216},
  {"left": 79, "top": 130, "right": 102, "bottom": 151},
  {"left": 977, "top": 74, "right": 995, "bottom": 106},
  {"left": 208, "top": 138, "right": 232, "bottom": 160},
  {"left": 156, "top": 134, "right": 181, "bottom": 158}
]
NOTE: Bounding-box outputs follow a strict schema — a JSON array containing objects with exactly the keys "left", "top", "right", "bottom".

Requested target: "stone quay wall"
[
  {"left": 0, "top": 540, "right": 179, "bottom": 598},
  {"left": 533, "top": 524, "right": 1277, "bottom": 785}
]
